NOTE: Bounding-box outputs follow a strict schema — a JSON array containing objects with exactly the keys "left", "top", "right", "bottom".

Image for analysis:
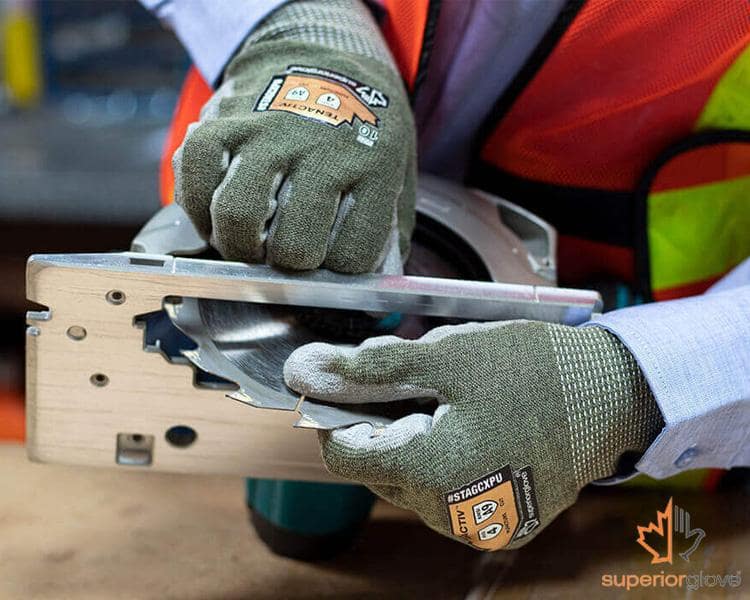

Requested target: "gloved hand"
[
  {"left": 284, "top": 320, "right": 664, "bottom": 550},
  {"left": 173, "top": 0, "right": 416, "bottom": 273}
]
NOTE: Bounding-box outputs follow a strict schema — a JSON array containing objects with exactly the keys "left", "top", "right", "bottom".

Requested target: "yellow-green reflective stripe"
[
  {"left": 649, "top": 174, "right": 750, "bottom": 290},
  {"left": 697, "top": 43, "right": 750, "bottom": 130}
]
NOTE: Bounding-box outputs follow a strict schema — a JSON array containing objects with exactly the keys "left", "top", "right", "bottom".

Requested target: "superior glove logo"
[
  {"left": 601, "top": 497, "right": 741, "bottom": 592},
  {"left": 255, "top": 65, "right": 386, "bottom": 146},
  {"left": 636, "top": 497, "right": 706, "bottom": 564}
]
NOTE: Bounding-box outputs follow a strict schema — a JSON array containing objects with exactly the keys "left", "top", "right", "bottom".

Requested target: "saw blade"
[
  {"left": 163, "top": 206, "right": 555, "bottom": 431},
  {"left": 166, "top": 295, "right": 445, "bottom": 430}
]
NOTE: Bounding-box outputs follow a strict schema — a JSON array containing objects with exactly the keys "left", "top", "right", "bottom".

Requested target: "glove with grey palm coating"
[
  {"left": 284, "top": 320, "right": 664, "bottom": 550},
  {"left": 172, "top": 0, "right": 416, "bottom": 273}
]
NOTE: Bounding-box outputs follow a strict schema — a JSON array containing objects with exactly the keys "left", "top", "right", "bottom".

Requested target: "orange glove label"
[
  {"left": 446, "top": 465, "right": 540, "bottom": 551},
  {"left": 255, "top": 66, "right": 387, "bottom": 138}
]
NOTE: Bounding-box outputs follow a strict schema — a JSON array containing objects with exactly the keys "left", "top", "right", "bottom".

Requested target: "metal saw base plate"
[{"left": 25, "top": 252, "right": 601, "bottom": 477}]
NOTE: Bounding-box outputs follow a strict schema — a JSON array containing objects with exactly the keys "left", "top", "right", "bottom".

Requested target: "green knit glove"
[
  {"left": 173, "top": 0, "right": 416, "bottom": 272},
  {"left": 284, "top": 321, "right": 664, "bottom": 550}
]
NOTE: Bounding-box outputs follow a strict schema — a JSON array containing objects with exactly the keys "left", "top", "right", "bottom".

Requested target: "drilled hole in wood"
[
  {"left": 106, "top": 290, "right": 126, "bottom": 305},
  {"left": 90, "top": 373, "right": 109, "bottom": 387},
  {"left": 165, "top": 425, "right": 197, "bottom": 448},
  {"left": 66, "top": 325, "right": 87, "bottom": 341}
]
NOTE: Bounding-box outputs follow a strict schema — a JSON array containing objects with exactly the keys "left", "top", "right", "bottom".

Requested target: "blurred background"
[{"left": 0, "top": 0, "right": 187, "bottom": 439}]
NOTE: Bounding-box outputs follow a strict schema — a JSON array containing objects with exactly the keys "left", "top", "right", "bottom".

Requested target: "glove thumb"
[{"left": 283, "top": 336, "right": 439, "bottom": 404}]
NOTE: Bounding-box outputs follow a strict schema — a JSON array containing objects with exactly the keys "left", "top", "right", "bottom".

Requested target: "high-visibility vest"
[
  {"left": 383, "top": 0, "right": 750, "bottom": 302},
  {"left": 161, "top": 0, "right": 750, "bottom": 303}
]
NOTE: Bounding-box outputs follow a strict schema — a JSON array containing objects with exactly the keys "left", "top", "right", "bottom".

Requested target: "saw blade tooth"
[
  {"left": 296, "top": 399, "right": 394, "bottom": 431},
  {"left": 181, "top": 348, "right": 199, "bottom": 361},
  {"left": 293, "top": 414, "right": 320, "bottom": 429},
  {"left": 227, "top": 390, "right": 254, "bottom": 405}
]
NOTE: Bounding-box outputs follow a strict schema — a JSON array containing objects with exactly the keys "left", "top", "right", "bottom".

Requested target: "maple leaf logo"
[
  {"left": 635, "top": 497, "right": 706, "bottom": 564},
  {"left": 636, "top": 497, "right": 674, "bottom": 564}
]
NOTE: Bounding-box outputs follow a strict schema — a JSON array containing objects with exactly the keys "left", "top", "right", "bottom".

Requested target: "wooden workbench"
[{"left": 0, "top": 443, "right": 747, "bottom": 599}]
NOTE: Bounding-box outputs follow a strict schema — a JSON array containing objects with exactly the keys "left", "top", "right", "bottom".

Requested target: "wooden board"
[{"left": 26, "top": 257, "right": 332, "bottom": 480}]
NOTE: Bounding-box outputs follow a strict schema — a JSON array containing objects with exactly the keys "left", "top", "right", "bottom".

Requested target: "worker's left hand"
[
  {"left": 284, "top": 320, "right": 664, "bottom": 550},
  {"left": 171, "top": 4, "right": 416, "bottom": 273}
]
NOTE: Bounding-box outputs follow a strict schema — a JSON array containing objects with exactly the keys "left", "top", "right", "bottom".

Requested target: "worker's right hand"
[
  {"left": 172, "top": 1, "right": 416, "bottom": 273},
  {"left": 284, "top": 320, "right": 665, "bottom": 550}
]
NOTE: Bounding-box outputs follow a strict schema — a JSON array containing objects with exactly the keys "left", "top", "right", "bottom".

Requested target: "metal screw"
[
  {"left": 106, "top": 290, "right": 126, "bottom": 305},
  {"left": 90, "top": 373, "right": 109, "bottom": 387},
  {"left": 66, "top": 325, "right": 87, "bottom": 341}
]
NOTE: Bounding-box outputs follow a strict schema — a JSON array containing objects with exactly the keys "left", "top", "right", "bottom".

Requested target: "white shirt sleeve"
[
  {"left": 585, "top": 258, "right": 750, "bottom": 479},
  {"left": 140, "top": 0, "right": 289, "bottom": 85}
]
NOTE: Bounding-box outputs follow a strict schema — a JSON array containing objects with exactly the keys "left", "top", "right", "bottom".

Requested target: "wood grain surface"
[{"left": 26, "top": 259, "right": 333, "bottom": 480}]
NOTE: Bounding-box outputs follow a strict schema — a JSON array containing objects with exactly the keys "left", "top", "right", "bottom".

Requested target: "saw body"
[{"left": 25, "top": 176, "right": 601, "bottom": 479}]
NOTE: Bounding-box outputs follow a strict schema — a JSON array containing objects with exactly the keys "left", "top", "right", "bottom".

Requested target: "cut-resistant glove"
[
  {"left": 284, "top": 320, "right": 664, "bottom": 550},
  {"left": 173, "top": 0, "right": 416, "bottom": 273}
]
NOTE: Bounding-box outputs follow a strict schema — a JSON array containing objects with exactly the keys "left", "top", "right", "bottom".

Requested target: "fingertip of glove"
[
  {"left": 267, "top": 228, "right": 328, "bottom": 271},
  {"left": 321, "top": 255, "right": 373, "bottom": 274},
  {"left": 321, "top": 423, "right": 376, "bottom": 455},
  {"left": 283, "top": 342, "right": 348, "bottom": 395},
  {"left": 268, "top": 252, "right": 325, "bottom": 272}
]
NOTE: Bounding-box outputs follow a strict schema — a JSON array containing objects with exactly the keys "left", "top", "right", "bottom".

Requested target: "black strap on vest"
[
  {"left": 472, "top": 0, "right": 586, "bottom": 146},
  {"left": 471, "top": 164, "right": 634, "bottom": 247},
  {"left": 412, "top": 0, "right": 442, "bottom": 103},
  {"left": 466, "top": 0, "right": 603, "bottom": 242}
]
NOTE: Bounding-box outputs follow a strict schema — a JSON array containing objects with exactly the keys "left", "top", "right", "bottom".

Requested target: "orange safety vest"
[
  {"left": 471, "top": 0, "right": 750, "bottom": 302},
  {"left": 161, "top": 0, "right": 750, "bottom": 306}
]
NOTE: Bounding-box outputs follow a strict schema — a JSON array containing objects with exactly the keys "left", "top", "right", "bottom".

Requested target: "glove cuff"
[
  {"left": 547, "top": 324, "right": 664, "bottom": 486},
  {"left": 240, "top": 0, "right": 396, "bottom": 70}
]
